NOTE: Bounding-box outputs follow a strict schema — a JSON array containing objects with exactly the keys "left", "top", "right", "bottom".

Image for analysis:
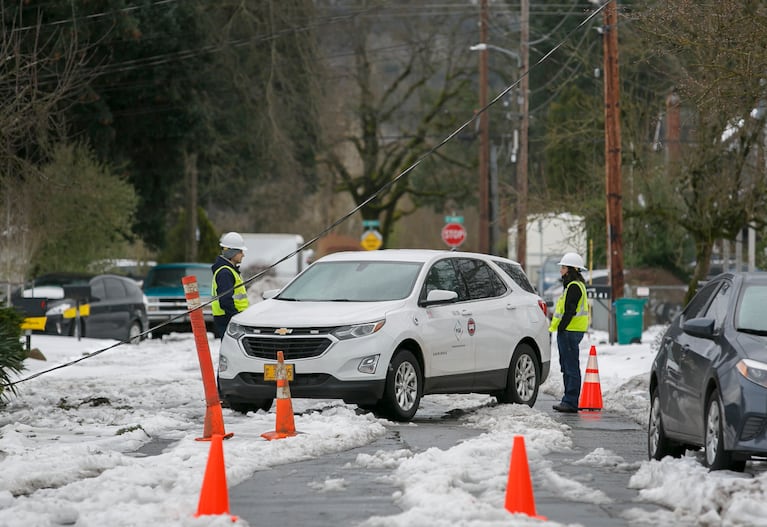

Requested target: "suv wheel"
[
  {"left": 704, "top": 389, "right": 745, "bottom": 471},
  {"left": 496, "top": 343, "right": 539, "bottom": 406},
  {"left": 377, "top": 349, "right": 421, "bottom": 422},
  {"left": 648, "top": 385, "right": 685, "bottom": 461}
]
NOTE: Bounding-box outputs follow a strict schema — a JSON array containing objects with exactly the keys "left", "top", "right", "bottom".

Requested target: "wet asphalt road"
[{"left": 228, "top": 392, "right": 664, "bottom": 526}]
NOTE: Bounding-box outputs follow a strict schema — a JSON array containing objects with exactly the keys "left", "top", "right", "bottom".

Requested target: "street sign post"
[{"left": 441, "top": 222, "right": 466, "bottom": 248}]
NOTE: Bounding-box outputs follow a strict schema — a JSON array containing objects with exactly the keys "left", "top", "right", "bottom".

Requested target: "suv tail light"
[{"left": 538, "top": 299, "right": 547, "bottom": 317}]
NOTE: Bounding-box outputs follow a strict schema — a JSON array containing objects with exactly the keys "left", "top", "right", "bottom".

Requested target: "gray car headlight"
[
  {"left": 332, "top": 320, "right": 386, "bottom": 340},
  {"left": 736, "top": 359, "right": 767, "bottom": 388}
]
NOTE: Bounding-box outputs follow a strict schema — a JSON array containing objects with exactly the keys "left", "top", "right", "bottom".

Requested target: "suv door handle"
[
  {"left": 461, "top": 309, "right": 472, "bottom": 316},
  {"left": 506, "top": 304, "right": 517, "bottom": 310}
]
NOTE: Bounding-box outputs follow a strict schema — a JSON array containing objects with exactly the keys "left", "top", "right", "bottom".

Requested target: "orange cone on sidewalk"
[
  {"left": 504, "top": 435, "right": 546, "bottom": 520},
  {"left": 195, "top": 434, "right": 237, "bottom": 521},
  {"left": 578, "top": 345, "right": 603, "bottom": 411},
  {"left": 261, "top": 350, "right": 298, "bottom": 440}
]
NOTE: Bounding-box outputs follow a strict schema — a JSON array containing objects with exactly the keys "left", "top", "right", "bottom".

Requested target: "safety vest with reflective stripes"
[
  {"left": 211, "top": 265, "right": 249, "bottom": 315},
  {"left": 549, "top": 280, "right": 589, "bottom": 332}
]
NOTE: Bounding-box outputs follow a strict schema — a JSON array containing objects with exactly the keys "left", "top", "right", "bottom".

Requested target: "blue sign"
[{"left": 444, "top": 215, "right": 464, "bottom": 224}]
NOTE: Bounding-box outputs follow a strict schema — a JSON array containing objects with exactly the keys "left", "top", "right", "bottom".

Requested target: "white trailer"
[
  {"left": 238, "top": 233, "right": 312, "bottom": 298},
  {"left": 507, "top": 212, "right": 587, "bottom": 293}
]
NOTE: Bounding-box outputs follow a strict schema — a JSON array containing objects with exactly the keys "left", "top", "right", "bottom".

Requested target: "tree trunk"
[
  {"left": 185, "top": 151, "right": 199, "bottom": 262},
  {"left": 685, "top": 240, "right": 713, "bottom": 304}
]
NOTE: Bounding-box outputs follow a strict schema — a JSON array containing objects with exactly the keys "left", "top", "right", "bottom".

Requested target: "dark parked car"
[
  {"left": 15, "top": 274, "right": 149, "bottom": 343},
  {"left": 12, "top": 272, "right": 94, "bottom": 319},
  {"left": 648, "top": 272, "right": 767, "bottom": 471}
]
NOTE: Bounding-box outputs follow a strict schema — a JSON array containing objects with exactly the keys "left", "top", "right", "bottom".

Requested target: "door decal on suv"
[
  {"left": 453, "top": 320, "right": 464, "bottom": 340},
  {"left": 467, "top": 318, "right": 476, "bottom": 336}
]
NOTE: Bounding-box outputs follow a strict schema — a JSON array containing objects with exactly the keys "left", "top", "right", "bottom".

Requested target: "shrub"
[{"left": 0, "top": 307, "right": 27, "bottom": 401}]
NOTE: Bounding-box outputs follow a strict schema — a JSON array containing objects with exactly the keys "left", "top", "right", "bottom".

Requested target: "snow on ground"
[{"left": 0, "top": 325, "right": 766, "bottom": 526}]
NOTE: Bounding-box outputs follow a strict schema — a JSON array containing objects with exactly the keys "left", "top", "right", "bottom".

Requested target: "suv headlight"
[
  {"left": 226, "top": 322, "right": 247, "bottom": 339},
  {"left": 332, "top": 320, "right": 385, "bottom": 340}
]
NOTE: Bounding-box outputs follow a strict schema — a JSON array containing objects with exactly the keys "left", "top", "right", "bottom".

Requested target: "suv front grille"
[{"left": 241, "top": 336, "right": 332, "bottom": 360}]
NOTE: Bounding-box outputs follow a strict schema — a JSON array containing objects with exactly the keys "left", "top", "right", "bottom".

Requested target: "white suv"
[{"left": 217, "top": 249, "right": 550, "bottom": 421}]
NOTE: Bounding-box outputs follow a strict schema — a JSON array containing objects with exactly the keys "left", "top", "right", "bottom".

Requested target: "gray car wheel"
[
  {"left": 648, "top": 386, "right": 684, "bottom": 460},
  {"left": 704, "top": 389, "right": 745, "bottom": 471}
]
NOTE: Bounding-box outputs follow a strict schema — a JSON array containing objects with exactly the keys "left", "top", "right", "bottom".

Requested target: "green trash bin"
[{"left": 614, "top": 298, "right": 647, "bottom": 345}]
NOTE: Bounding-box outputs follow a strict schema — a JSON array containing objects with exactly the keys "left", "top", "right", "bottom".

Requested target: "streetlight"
[
  {"left": 469, "top": 43, "right": 521, "bottom": 68},
  {"left": 470, "top": 41, "right": 527, "bottom": 264}
]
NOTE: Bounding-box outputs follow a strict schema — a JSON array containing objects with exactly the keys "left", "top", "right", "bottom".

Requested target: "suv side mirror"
[
  {"left": 420, "top": 289, "right": 458, "bottom": 307},
  {"left": 682, "top": 317, "right": 715, "bottom": 339}
]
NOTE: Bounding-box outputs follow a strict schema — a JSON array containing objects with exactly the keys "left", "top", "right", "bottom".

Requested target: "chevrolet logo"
[{"left": 274, "top": 328, "right": 293, "bottom": 336}]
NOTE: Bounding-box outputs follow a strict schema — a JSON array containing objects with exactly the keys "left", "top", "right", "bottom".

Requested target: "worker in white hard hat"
[
  {"left": 548, "top": 252, "right": 589, "bottom": 413},
  {"left": 211, "top": 232, "right": 249, "bottom": 339}
]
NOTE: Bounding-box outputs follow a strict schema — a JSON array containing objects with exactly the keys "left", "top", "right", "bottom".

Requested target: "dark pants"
[
  {"left": 213, "top": 315, "right": 231, "bottom": 340},
  {"left": 557, "top": 330, "right": 584, "bottom": 407}
]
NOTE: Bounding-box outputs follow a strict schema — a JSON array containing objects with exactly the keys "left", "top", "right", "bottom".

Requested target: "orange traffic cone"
[
  {"left": 504, "top": 435, "right": 546, "bottom": 520},
  {"left": 578, "top": 345, "right": 603, "bottom": 411},
  {"left": 261, "top": 350, "right": 298, "bottom": 440},
  {"left": 195, "top": 434, "right": 237, "bottom": 521}
]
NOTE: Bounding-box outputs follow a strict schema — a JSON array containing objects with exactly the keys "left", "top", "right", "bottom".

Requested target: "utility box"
[{"left": 614, "top": 298, "right": 647, "bottom": 345}]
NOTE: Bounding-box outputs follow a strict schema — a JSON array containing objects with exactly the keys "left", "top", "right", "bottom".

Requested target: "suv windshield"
[
  {"left": 278, "top": 261, "right": 423, "bottom": 301},
  {"left": 737, "top": 284, "right": 767, "bottom": 332}
]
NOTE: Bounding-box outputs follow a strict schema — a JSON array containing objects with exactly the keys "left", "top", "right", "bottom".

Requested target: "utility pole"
[
  {"left": 516, "top": 0, "right": 529, "bottom": 269},
  {"left": 478, "top": 0, "right": 490, "bottom": 254},
  {"left": 603, "top": 0, "right": 624, "bottom": 303}
]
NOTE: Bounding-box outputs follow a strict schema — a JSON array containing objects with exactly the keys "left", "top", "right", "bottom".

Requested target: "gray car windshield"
[
  {"left": 278, "top": 261, "right": 423, "bottom": 301},
  {"left": 737, "top": 284, "right": 767, "bottom": 333}
]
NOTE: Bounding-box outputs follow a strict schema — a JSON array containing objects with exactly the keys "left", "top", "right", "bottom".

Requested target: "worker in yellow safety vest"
[
  {"left": 549, "top": 252, "right": 589, "bottom": 413},
  {"left": 211, "top": 232, "right": 250, "bottom": 339}
]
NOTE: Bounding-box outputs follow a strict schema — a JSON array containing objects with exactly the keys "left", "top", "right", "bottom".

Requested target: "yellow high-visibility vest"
[
  {"left": 211, "top": 265, "right": 249, "bottom": 315},
  {"left": 549, "top": 280, "right": 589, "bottom": 332}
]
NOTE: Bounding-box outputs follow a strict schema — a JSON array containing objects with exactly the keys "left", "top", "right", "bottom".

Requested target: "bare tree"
[
  {"left": 634, "top": 0, "right": 767, "bottom": 301},
  {"left": 0, "top": 7, "right": 88, "bottom": 296},
  {"left": 316, "top": 2, "right": 476, "bottom": 246}
]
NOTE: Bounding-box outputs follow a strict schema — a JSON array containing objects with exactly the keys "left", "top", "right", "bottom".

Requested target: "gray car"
[{"left": 648, "top": 272, "right": 767, "bottom": 471}]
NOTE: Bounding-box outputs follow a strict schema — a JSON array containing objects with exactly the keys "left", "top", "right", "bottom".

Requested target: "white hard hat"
[
  {"left": 557, "top": 252, "right": 586, "bottom": 271},
  {"left": 219, "top": 232, "right": 247, "bottom": 251}
]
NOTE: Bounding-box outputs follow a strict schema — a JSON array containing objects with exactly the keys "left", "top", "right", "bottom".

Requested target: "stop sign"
[{"left": 441, "top": 222, "right": 466, "bottom": 248}]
